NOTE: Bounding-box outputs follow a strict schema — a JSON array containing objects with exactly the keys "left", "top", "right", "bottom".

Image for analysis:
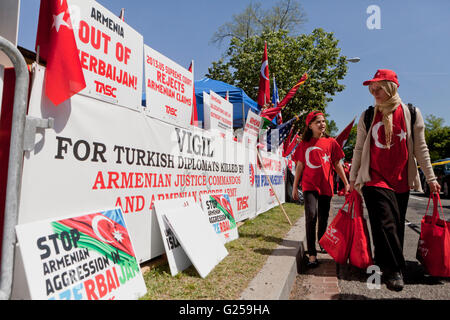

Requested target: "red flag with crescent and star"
[
  {"left": 257, "top": 42, "right": 270, "bottom": 109},
  {"left": 35, "top": 0, "right": 86, "bottom": 106}
]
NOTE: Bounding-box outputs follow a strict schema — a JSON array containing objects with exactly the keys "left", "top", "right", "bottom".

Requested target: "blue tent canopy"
[{"left": 194, "top": 78, "right": 260, "bottom": 128}]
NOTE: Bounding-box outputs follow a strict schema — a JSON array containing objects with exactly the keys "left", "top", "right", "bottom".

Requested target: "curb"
[{"left": 239, "top": 214, "right": 306, "bottom": 300}]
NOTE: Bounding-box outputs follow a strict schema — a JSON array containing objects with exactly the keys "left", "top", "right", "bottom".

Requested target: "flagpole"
[{"left": 256, "top": 148, "right": 292, "bottom": 226}]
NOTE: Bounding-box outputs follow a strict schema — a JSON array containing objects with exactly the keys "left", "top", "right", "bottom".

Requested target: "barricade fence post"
[{"left": 0, "top": 36, "right": 29, "bottom": 300}]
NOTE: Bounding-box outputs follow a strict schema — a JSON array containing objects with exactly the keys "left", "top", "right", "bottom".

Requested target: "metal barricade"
[{"left": 0, "top": 36, "right": 29, "bottom": 300}]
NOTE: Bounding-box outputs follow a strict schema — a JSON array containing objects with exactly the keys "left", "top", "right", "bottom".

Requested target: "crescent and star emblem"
[
  {"left": 92, "top": 215, "right": 114, "bottom": 243},
  {"left": 372, "top": 121, "right": 397, "bottom": 149},
  {"left": 305, "top": 146, "right": 324, "bottom": 169},
  {"left": 260, "top": 60, "right": 269, "bottom": 80}
]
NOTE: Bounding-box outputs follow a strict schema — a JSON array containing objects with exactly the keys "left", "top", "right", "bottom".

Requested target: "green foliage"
[
  {"left": 206, "top": 28, "right": 348, "bottom": 132},
  {"left": 424, "top": 115, "right": 450, "bottom": 162}
]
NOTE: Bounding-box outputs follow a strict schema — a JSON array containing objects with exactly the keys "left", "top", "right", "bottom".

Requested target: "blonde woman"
[{"left": 349, "top": 69, "right": 440, "bottom": 291}]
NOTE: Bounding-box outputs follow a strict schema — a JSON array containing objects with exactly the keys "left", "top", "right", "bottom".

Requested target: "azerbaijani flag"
[
  {"left": 210, "top": 194, "right": 236, "bottom": 229},
  {"left": 51, "top": 209, "right": 137, "bottom": 266}
]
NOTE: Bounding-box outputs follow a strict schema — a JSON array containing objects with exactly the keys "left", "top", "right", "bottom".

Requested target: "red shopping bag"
[
  {"left": 416, "top": 193, "right": 450, "bottom": 277},
  {"left": 319, "top": 192, "right": 354, "bottom": 264},
  {"left": 349, "top": 191, "right": 374, "bottom": 269}
]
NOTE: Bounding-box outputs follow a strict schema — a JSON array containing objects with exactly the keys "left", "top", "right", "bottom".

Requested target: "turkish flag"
[
  {"left": 188, "top": 61, "right": 198, "bottom": 127},
  {"left": 335, "top": 117, "right": 356, "bottom": 148},
  {"left": 257, "top": 42, "right": 270, "bottom": 109},
  {"left": 35, "top": 0, "right": 86, "bottom": 106}
]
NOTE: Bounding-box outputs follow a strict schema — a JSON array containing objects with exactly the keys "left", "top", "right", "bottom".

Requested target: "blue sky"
[{"left": 17, "top": 0, "right": 450, "bottom": 131}]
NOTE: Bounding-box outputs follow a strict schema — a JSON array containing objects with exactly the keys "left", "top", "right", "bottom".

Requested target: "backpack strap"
[
  {"left": 407, "top": 103, "right": 416, "bottom": 141},
  {"left": 364, "top": 106, "right": 374, "bottom": 134}
]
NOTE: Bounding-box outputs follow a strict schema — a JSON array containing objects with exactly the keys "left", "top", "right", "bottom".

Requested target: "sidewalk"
[{"left": 242, "top": 193, "right": 450, "bottom": 300}]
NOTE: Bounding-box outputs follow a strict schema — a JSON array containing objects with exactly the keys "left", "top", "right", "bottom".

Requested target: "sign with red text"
[
  {"left": 243, "top": 109, "right": 261, "bottom": 146},
  {"left": 15, "top": 208, "right": 147, "bottom": 300},
  {"left": 144, "top": 45, "right": 194, "bottom": 128},
  {"left": 200, "top": 193, "right": 238, "bottom": 244},
  {"left": 256, "top": 149, "right": 286, "bottom": 215},
  {"left": 16, "top": 65, "right": 255, "bottom": 269},
  {"left": 203, "top": 90, "right": 233, "bottom": 136},
  {"left": 67, "top": 0, "right": 143, "bottom": 108}
]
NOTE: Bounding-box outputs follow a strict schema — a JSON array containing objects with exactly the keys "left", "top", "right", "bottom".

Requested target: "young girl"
[{"left": 292, "top": 111, "right": 350, "bottom": 267}]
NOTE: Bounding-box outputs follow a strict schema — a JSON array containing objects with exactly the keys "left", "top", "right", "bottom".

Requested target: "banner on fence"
[
  {"left": 17, "top": 64, "right": 260, "bottom": 264},
  {"left": 15, "top": 207, "right": 147, "bottom": 300},
  {"left": 67, "top": 0, "right": 144, "bottom": 108}
]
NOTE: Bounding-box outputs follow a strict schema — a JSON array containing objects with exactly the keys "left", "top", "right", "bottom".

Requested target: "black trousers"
[
  {"left": 304, "top": 191, "right": 332, "bottom": 256},
  {"left": 362, "top": 186, "right": 410, "bottom": 273}
]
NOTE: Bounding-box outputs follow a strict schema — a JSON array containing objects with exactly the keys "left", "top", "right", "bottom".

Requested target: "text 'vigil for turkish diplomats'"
[{"left": 53, "top": 131, "right": 244, "bottom": 213}]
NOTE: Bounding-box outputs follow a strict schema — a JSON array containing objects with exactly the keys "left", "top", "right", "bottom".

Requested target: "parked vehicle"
[{"left": 420, "top": 158, "right": 450, "bottom": 198}]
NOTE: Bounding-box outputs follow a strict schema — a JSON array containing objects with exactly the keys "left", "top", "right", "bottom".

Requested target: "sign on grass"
[
  {"left": 15, "top": 208, "right": 147, "bottom": 300},
  {"left": 163, "top": 202, "right": 228, "bottom": 278},
  {"left": 200, "top": 193, "right": 238, "bottom": 243},
  {"left": 153, "top": 198, "right": 196, "bottom": 276}
]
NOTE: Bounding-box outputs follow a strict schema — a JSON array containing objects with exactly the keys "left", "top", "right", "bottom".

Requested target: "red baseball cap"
[
  {"left": 363, "top": 69, "right": 399, "bottom": 87},
  {"left": 305, "top": 111, "right": 324, "bottom": 126}
]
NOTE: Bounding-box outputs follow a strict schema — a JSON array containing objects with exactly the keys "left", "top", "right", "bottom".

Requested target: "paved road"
[{"left": 290, "top": 191, "right": 450, "bottom": 300}]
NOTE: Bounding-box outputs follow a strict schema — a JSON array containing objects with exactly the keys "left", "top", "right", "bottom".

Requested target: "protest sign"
[
  {"left": 163, "top": 202, "right": 228, "bottom": 278},
  {"left": 256, "top": 149, "right": 286, "bottom": 215},
  {"left": 144, "top": 44, "right": 194, "bottom": 128},
  {"left": 203, "top": 90, "right": 233, "bottom": 136},
  {"left": 67, "top": 0, "right": 144, "bottom": 108},
  {"left": 153, "top": 198, "right": 196, "bottom": 276},
  {"left": 15, "top": 207, "right": 147, "bottom": 300},
  {"left": 200, "top": 193, "right": 238, "bottom": 243},
  {"left": 243, "top": 109, "right": 261, "bottom": 146}
]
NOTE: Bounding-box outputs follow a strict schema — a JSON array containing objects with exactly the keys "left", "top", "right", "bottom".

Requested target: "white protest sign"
[
  {"left": 144, "top": 44, "right": 194, "bottom": 128},
  {"left": 15, "top": 208, "right": 147, "bottom": 300},
  {"left": 200, "top": 193, "right": 239, "bottom": 244},
  {"left": 153, "top": 198, "right": 196, "bottom": 276},
  {"left": 243, "top": 109, "right": 261, "bottom": 146},
  {"left": 256, "top": 149, "right": 286, "bottom": 215},
  {"left": 163, "top": 203, "right": 228, "bottom": 278},
  {"left": 203, "top": 90, "right": 233, "bottom": 136},
  {"left": 67, "top": 0, "right": 144, "bottom": 108}
]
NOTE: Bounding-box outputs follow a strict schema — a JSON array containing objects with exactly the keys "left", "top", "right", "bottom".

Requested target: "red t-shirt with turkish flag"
[
  {"left": 365, "top": 105, "right": 409, "bottom": 193},
  {"left": 292, "top": 137, "right": 344, "bottom": 196}
]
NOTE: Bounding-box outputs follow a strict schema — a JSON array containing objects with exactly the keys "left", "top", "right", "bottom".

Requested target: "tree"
[
  {"left": 206, "top": 29, "right": 348, "bottom": 132},
  {"left": 210, "top": 0, "right": 307, "bottom": 47},
  {"left": 424, "top": 114, "right": 450, "bottom": 162}
]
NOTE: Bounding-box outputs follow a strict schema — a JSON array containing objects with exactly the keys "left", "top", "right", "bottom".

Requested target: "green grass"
[{"left": 140, "top": 202, "right": 304, "bottom": 300}]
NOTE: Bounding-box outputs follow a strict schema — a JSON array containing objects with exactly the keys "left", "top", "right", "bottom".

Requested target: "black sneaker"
[
  {"left": 385, "top": 272, "right": 404, "bottom": 291},
  {"left": 307, "top": 258, "right": 319, "bottom": 268}
]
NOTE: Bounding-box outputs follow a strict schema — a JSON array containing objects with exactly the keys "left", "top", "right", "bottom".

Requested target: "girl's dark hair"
[{"left": 301, "top": 115, "right": 329, "bottom": 142}]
